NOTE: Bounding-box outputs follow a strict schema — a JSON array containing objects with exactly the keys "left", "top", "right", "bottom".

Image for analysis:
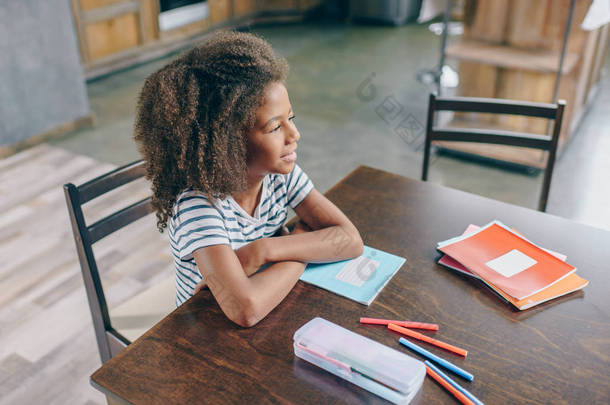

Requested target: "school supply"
[
  {"left": 425, "top": 363, "right": 475, "bottom": 405},
  {"left": 398, "top": 338, "right": 474, "bottom": 381},
  {"left": 360, "top": 317, "right": 439, "bottom": 331},
  {"left": 300, "top": 245, "right": 405, "bottom": 305},
  {"left": 438, "top": 220, "right": 577, "bottom": 300},
  {"left": 438, "top": 224, "right": 568, "bottom": 278},
  {"left": 437, "top": 222, "right": 588, "bottom": 310},
  {"left": 425, "top": 361, "right": 484, "bottom": 405},
  {"left": 360, "top": 317, "right": 484, "bottom": 403},
  {"left": 388, "top": 323, "right": 468, "bottom": 357},
  {"left": 294, "top": 317, "right": 425, "bottom": 404}
]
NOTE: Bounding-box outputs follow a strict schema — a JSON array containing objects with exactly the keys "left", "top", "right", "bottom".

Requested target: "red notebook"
[
  {"left": 438, "top": 224, "right": 588, "bottom": 310},
  {"left": 437, "top": 221, "right": 576, "bottom": 300}
]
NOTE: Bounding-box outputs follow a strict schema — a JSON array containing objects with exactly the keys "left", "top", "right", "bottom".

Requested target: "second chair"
[{"left": 421, "top": 94, "right": 565, "bottom": 212}]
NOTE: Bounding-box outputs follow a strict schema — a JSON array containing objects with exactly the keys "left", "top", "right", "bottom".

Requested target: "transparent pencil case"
[{"left": 293, "top": 317, "right": 425, "bottom": 404}]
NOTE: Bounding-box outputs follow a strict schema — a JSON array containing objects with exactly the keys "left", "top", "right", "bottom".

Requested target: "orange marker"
[
  {"left": 387, "top": 323, "right": 467, "bottom": 357},
  {"left": 426, "top": 365, "right": 475, "bottom": 405},
  {"left": 360, "top": 317, "right": 439, "bottom": 331}
]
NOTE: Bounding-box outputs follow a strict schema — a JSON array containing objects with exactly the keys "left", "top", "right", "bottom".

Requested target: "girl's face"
[{"left": 246, "top": 82, "right": 300, "bottom": 178}]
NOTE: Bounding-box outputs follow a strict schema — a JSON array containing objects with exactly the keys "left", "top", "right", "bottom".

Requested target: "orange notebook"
[
  {"left": 491, "top": 274, "right": 588, "bottom": 310},
  {"left": 437, "top": 221, "right": 576, "bottom": 300},
  {"left": 438, "top": 225, "right": 588, "bottom": 310}
]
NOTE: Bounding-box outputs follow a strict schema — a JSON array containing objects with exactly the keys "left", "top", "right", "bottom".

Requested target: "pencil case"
[{"left": 293, "top": 317, "right": 425, "bottom": 404}]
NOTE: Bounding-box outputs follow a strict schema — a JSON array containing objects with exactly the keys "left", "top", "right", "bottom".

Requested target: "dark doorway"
[{"left": 159, "top": 0, "right": 206, "bottom": 12}]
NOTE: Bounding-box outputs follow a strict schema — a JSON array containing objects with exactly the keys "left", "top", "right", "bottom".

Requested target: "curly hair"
[{"left": 134, "top": 30, "right": 289, "bottom": 232}]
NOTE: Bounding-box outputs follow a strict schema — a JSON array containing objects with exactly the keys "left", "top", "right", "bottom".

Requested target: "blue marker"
[
  {"left": 425, "top": 361, "right": 484, "bottom": 405},
  {"left": 399, "top": 337, "right": 474, "bottom": 381}
]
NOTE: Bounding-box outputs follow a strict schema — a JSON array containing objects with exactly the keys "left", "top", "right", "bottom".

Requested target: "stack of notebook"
[{"left": 437, "top": 220, "right": 588, "bottom": 310}]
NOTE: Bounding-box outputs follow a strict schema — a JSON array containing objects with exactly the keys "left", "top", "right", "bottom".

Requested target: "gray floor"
[{"left": 51, "top": 20, "right": 610, "bottom": 231}]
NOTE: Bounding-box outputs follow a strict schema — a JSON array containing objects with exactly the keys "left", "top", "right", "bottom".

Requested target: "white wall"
[{"left": 0, "top": 0, "right": 91, "bottom": 147}]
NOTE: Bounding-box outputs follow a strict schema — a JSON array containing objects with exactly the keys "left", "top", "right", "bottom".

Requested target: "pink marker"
[{"left": 360, "top": 317, "right": 439, "bottom": 331}]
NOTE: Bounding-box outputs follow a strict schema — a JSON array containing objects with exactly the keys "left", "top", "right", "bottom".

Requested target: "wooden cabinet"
[
  {"left": 441, "top": 0, "right": 609, "bottom": 168},
  {"left": 209, "top": 0, "right": 232, "bottom": 24},
  {"left": 71, "top": 0, "right": 159, "bottom": 68},
  {"left": 70, "top": 0, "right": 322, "bottom": 79},
  {"left": 234, "top": 0, "right": 255, "bottom": 17}
]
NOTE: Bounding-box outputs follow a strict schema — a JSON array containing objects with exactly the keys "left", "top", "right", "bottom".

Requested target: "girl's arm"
[
  {"left": 261, "top": 189, "right": 364, "bottom": 264},
  {"left": 193, "top": 245, "right": 305, "bottom": 328}
]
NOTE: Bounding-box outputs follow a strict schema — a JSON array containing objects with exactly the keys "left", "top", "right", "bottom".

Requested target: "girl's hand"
[
  {"left": 193, "top": 239, "right": 267, "bottom": 293},
  {"left": 194, "top": 222, "right": 313, "bottom": 294},
  {"left": 234, "top": 239, "right": 268, "bottom": 276}
]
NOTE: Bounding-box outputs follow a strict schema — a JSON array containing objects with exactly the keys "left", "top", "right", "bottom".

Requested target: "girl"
[{"left": 134, "top": 31, "right": 363, "bottom": 327}]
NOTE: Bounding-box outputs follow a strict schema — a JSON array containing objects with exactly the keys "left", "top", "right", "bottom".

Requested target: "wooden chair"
[
  {"left": 421, "top": 94, "right": 565, "bottom": 212},
  {"left": 64, "top": 160, "right": 175, "bottom": 364}
]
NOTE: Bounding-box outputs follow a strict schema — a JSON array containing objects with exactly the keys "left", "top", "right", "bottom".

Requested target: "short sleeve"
[
  {"left": 171, "top": 194, "right": 230, "bottom": 261},
  {"left": 285, "top": 163, "right": 314, "bottom": 209}
]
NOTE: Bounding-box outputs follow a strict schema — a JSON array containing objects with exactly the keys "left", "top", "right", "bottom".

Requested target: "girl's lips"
[{"left": 281, "top": 151, "right": 297, "bottom": 162}]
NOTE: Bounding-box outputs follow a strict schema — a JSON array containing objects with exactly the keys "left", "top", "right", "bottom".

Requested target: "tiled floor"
[{"left": 51, "top": 20, "right": 610, "bottom": 231}]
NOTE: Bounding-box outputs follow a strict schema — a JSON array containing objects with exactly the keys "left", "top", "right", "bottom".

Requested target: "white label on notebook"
[
  {"left": 485, "top": 249, "right": 537, "bottom": 277},
  {"left": 335, "top": 256, "right": 380, "bottom": 287}
]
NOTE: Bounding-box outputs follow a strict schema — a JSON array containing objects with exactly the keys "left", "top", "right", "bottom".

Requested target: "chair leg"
[
  {"left": 422, "top": 138, "right": 431, "bottom": 181},
  {"left": 539, "top": 164, "right": 553, "bottom": 212},
  {"left": 422, "top": 93, "right": 436, "bottom": 181},
  {"left": 539, "top": 100, "right": 564, "bottom": 212}
]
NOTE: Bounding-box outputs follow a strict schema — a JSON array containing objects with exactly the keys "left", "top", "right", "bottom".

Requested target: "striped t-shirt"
[{"left": 168, "top": 163, "right": 314, "bottom": 306}]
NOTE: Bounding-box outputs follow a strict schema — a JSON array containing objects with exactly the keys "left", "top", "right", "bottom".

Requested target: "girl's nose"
[{"left": 287, "top": 123, "right": 300, "bottom": 143}]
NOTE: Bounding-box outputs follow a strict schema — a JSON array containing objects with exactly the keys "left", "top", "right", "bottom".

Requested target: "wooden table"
[{"left": 91, "top": 166, "right": 610, "bottom": 404}]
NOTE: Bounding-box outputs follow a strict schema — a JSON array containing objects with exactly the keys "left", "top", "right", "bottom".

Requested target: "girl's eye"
[{"left": 268, "top": 116, "right": 295, "bottom": 133}]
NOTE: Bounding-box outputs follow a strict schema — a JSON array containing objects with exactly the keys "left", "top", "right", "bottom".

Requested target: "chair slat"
[
  {"left": 434, "top": 96, "right": 558, "bottom": 119},
  {"left": 79, "top": 161, "right": 147, "bottom": 204},
  {"left": 430, "top": 128, "right": 553, "bottom": 150},
  {"left": 88, "top": 197, "right": 154, "bottom": 244}
]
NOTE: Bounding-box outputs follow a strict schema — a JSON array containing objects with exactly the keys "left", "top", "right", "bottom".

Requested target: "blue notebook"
[{"left": 300, "top": 246, "right": 406, "bottom": 305}]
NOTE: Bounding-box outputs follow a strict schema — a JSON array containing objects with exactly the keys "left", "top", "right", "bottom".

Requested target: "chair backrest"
[
  {"left": 64, "top": 160, "right": 153, "bottom": 363},
  {"left": 421, "top": 94, "right": 565, "bottom": 211}
]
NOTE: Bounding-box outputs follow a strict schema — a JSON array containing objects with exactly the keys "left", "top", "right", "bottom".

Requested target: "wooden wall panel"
[
  {"left": 464, "top": 0, "right": 510, "bottom": 43},
  {"left": 457, "top": 62, "right": 498, "bottom": 98},
  {"left": 572, "top": 27, "right": 600, "bottom": 122},
  {"left": 85, "top": 12, "right": 140, "bottom": 61},
  {"left": 447, "top": 0, "right": 607, "bottom": 167},
  {"left": 588, "top": 24, "right": 610, "bottom": 94},
  {"left": 234, "top": 0, "right": 255, "bottom": 17},
  {"left": 209, "top": 0, "right": 232, "bottom": 24},
  {"left": 505, "top": 0, "right": 549, "bottom": 49},
  {"left": 465, "top": 0, "right": 593, "bottom": 52},
  {"left": 495, "top": 69, "right": 554, "bottom": 134},
  {"left": 139, "top": 0, "right": 160, "bottom": 43},
  {"left": 542, "top": 0, "right": 591, "bottom": 53},
  {"left": 556, "top": 69, "right": 578, "bottom": 142},
  {"left": 80, "top": 0, "right": 125, "bottom": 11},
  {"left": 456, "top": 61, "right": 498, "bottom": 124}
]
